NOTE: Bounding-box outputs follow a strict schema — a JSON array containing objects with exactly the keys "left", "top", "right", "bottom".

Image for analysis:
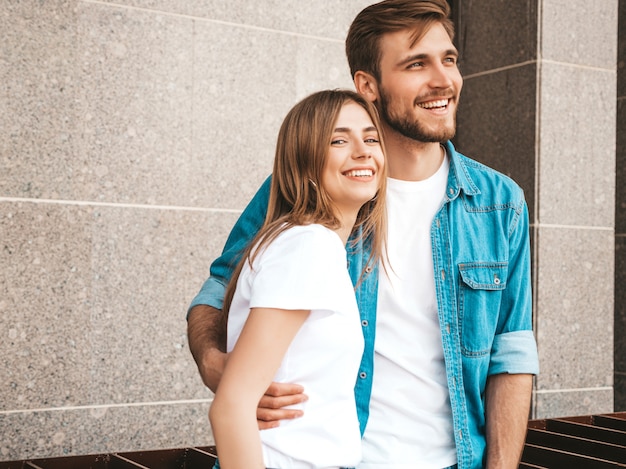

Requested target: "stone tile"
[
  {"left": 451, "top": 0, "right": 537, "bottom": 75},
  {"left": 0, "top": 401, "right": 212, "bottom": 462},
  {"left": 0, "top": 0, "right": 80, "bottom": 200},
  {"left": 294, "top": 37, "right": 355, "bottom": 99},
  {"left": 1, "top": 202, "right": 94, "bottom": 409},
  {"left": 538, "top": 62, "right": 616, "bottom": 227},
  {"left": 534, "top": 388, "right": 613, "bottom": 419},
  {"left": 534, "top": 226, "right": 614, "bottom": 391},
  {"left": 190, "top": 23, "right": 294, "bottom": 210},
  {"left": 73, "top": 3, "right": 195, "bottom": 207},
  {"left": 454, "top": 63, "right": 537, "bottom": 219},
  {"left": 542, "top": 0, "right": 618, "bottom": 69},
  {"left": 85, "top": 205, "right": 238, "bottom": 404},
  {"left": 105, "top": 0, "right": 372, "bottom": 40},
  {"left": 189, "top": 23, "right": 351, "bottom": 210},
  {"left": 0, "top": 200, "right": 238, "bottom": 410}
]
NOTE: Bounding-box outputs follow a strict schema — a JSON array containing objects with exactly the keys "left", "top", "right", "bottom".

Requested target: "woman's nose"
[{"left": 354, "top": 141, "right": 372, "bottom": 159}]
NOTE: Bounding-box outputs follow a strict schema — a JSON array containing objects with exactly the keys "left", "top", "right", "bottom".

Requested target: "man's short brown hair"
[{"left": 346, "top": 0, "right": 454, "bottom": 80}]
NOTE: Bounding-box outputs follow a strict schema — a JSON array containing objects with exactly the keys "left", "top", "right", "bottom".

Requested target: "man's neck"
[{"left": 385, "top": 134, "right": 445, "bottom": 182}]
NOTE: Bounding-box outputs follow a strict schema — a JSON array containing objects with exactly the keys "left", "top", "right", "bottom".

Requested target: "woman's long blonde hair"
[{"left": 223, "top": 89, "right": 388, "bottom": 316}]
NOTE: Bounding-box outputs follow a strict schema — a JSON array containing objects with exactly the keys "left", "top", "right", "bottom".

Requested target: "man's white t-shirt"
[
  {"left": 360, "top": 155, "right": 457, "bottom": 469},
  {"left": 228, "top": 223, "right": 364, "bottom": 469}
]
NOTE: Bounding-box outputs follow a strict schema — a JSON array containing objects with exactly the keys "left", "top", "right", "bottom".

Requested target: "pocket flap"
[{"left": 459, "top": 262, "right": 508, "bottom": 290}]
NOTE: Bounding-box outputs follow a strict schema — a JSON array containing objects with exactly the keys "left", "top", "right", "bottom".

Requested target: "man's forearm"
[
  {"left": 187, "top": 304, "right": 227, "bottom": 392},
  {"left": 484, "top": 373, "right": 533, "bottom": 469}
]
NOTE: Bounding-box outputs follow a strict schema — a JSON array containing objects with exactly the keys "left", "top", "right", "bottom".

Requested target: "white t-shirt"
[
  {"left": 228, "top": 223, "right": 364, "bottom": 469},
  {"left": 360, "top": 156, "right": 457, "bottom": 469}
]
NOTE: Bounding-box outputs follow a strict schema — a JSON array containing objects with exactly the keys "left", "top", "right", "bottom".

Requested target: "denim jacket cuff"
[
  {"left": 186, "top": 276, "right": 226, "bottom": 318},
  {"left": 489, "top": 330, "right": 539, "bottom": 375}
]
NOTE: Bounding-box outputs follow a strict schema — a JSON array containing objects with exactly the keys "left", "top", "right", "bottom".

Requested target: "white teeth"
[
  {"left": 345, "top": 169, "right": 373, "bottom": 177},
  {"left": 418, "top": 99, "right": 449, "bottom": 109}
]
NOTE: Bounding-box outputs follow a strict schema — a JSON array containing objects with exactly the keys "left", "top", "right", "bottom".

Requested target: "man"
[{"left": 187, "top": 1, "right": 539, "bottom": 468}]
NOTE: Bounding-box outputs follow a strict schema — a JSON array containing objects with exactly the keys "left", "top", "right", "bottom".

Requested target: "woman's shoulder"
[
  {"left": 275, "top": 223, "right": 340, "bottom": 246},
  {"left": 257, "top": 224, "right": 344, "bottom": 268}
]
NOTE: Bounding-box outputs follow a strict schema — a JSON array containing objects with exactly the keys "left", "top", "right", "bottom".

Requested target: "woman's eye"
[{"left": 331, "top": 138, "right": 347, "bottom": 145}]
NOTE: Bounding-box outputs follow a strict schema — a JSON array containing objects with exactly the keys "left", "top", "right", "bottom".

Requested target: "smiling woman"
[
  {"left": 208, "top": 89, "right": 388, "bottom": 469},
  {"left": 323, "top": 101, "right": 385, "bottom": 236}
]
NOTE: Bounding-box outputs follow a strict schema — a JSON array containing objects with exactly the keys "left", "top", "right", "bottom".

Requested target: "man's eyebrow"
[{"left": 400, "top": 48, "right": 459, "bottom": 65}]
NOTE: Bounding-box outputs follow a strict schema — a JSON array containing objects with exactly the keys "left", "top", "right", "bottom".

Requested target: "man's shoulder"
[
  {"left": 450, "top": 149, "right": 526, "bottom": 210},
  {"left": 453, "top": 150, "right": 524, "bottom": 195}
]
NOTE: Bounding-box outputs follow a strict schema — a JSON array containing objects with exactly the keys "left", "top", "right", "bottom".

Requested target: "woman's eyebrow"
[{"left": 333, "top": 126, "right": 378, "bottom": 133}]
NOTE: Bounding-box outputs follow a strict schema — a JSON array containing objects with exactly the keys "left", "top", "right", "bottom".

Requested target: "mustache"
[{"left": 413, "top": 89, "right": 456, "bottom": 105}]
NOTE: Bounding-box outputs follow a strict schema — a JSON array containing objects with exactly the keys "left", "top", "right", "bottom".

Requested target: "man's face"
[{"left": 376, "top": 23, "right": 463, "bottom": 143}]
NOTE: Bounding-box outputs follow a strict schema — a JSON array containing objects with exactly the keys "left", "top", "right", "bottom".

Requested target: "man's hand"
[{"left": 257, "top": 382, "right": 308, "bottom": 429}]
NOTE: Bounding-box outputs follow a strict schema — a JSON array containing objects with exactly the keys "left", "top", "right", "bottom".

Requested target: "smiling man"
[{"left": 187, "top": 1, "right": 539, "bottom": 469}]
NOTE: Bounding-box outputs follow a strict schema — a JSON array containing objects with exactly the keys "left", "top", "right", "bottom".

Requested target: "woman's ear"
[{"left": 353, "top": 71, "right": 379, "bottom": 104}]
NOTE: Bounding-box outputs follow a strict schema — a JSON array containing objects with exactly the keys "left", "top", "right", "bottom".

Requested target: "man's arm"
[
  {"left": 484, "top": 373, "right": 533, "bottom": 469},
  {"left": 187, "top": 304, "right": 227, "bottom": 392},
  {"left": 187, "top": 177, "right": 306, "bottom": 427},
  {"left": 187, "top": 177, "right": 273, "bottom": 391},
  {"left": 484, "top": 195, "right": 536, "bottom": 467}
]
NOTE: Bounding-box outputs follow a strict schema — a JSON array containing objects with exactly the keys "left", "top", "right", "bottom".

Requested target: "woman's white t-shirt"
[{"left": 227, "top": 223, "right": 365, "bottom": 469}]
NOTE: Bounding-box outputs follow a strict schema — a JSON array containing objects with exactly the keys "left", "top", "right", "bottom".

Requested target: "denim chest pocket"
[{"left": 458, "top": 262, "right": 508, "bottom": 357}]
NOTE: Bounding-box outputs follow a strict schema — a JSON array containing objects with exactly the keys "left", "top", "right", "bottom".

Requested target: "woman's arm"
[{"left": 209, "top": 307, "right": 310, "bottom": 469}]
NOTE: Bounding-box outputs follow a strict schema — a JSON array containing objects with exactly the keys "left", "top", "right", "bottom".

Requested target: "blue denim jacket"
[{"left": 190, "top": 141, "right": 539, "bottom": 469}]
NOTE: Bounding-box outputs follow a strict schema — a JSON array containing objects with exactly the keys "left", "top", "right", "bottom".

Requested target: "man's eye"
[{"left": 408, "top": 62, "right": 424, "bottom": 69}]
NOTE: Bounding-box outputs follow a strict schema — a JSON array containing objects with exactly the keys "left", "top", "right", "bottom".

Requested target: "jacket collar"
[{"left": 443, "top": 140, "right": 480, "bottom": 199}]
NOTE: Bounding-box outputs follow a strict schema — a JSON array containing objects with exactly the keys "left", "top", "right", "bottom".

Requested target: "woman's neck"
[{"left": 333, "top": 210, "right": 359, "bottom": 245}]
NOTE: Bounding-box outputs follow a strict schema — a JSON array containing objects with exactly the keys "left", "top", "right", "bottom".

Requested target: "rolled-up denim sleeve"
[
  {"left": 187, "top": 176, "right": 271, "bottom": 315},
  {"left": 490, "top": 330, "right": 539, "bottom": 375}
]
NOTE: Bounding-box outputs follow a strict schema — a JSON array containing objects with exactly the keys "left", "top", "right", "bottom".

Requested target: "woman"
[{"left": 209, "top": 89, "right": 387, "bottom": 469}]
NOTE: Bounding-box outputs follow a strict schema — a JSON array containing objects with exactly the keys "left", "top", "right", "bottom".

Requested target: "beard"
[{"left": 378, "top": 85, "right": 457, "bottom": 143}]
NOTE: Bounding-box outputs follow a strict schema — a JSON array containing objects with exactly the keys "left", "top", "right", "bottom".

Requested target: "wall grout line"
[
  {"left": 0, "top": 197, "right": 242, "bottom": 214},
  {"left": 0, "top": 198, "right": 616, "bottom": 230},
  {"left": 0, "top": 398, "right": 214, "bottom": 416},
  {"left": 80, "top": 0, "right": 344, "bottom": 43},
  {"left": 464, "top": 59, "right": 615, "bottom": 80},
  {"left": 535, "top": 386, "right": 613, "bottom": 395}
]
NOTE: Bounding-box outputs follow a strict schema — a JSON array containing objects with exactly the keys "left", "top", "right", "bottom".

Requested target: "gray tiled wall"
[
  {"left": 453, "top": 0, "right": 619, "bottom": 418},
  {"left": 0, "top": 0, "right": 370, "bottom": 461}
]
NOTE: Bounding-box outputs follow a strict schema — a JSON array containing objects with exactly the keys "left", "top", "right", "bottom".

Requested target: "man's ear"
[{"left": 354, "top": 71, "right": 379, "bottom": 103}]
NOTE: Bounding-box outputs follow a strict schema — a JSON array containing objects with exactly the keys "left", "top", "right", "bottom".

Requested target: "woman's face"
[{"left": 322, "top": 101, "right": 384, "bottom": 218}]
